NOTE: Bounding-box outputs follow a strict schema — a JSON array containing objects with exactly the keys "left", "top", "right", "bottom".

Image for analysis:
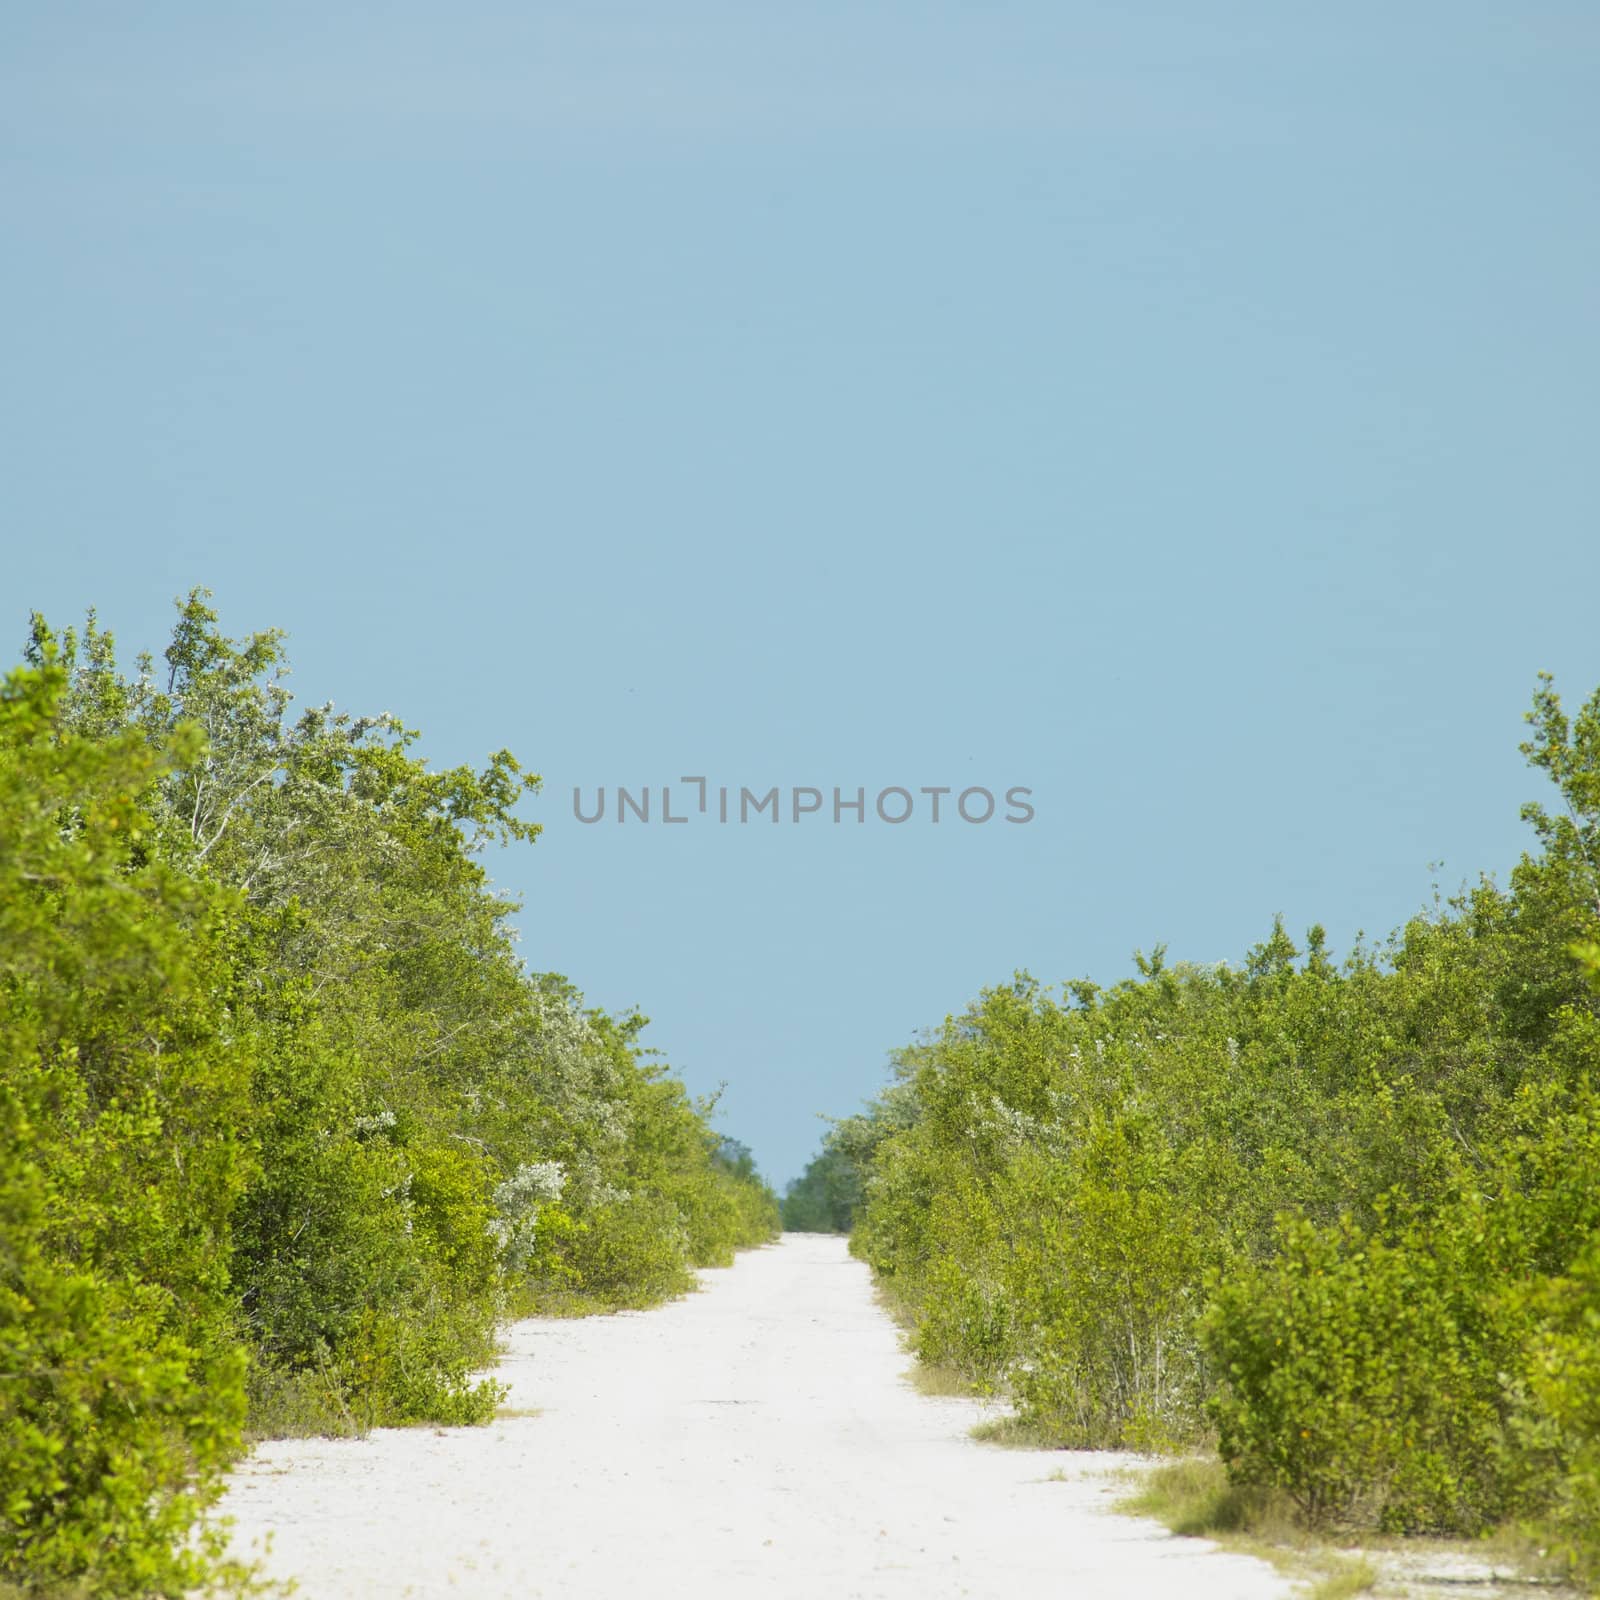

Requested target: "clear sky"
[{"left": 4, "top": 3, "right": 1597, "bottom": 1186}]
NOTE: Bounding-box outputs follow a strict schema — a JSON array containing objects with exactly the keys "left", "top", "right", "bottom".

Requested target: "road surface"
[{"left": 219, "top": 1233, "right": 1292, "bottom": 1599}]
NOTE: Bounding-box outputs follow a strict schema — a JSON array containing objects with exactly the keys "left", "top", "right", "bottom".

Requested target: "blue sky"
[{"left": 5, "top": 3, "right": 1598, "bottom": 1185}]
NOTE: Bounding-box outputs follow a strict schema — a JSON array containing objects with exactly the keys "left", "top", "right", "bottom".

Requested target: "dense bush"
[
  {"left": 0, "top": 659, "right": 250, "bottom": 1595},
  {"left": 0, "top": 596, "right": 778, "bottom": 1597},
  {"left": 1203, "top": 1207, "right": 1519, "bottom": 1531},
  {"left": 824, "top": 674, "right": 1600, "bottom": 1585}
]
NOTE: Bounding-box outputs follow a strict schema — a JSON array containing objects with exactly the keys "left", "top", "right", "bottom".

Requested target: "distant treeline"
[
  {"left": 780, "top": 1143, "right": 860, "bottom": 1233},
  {"left": 0, "top": 593, "right": 779, "bottom": 1598},
  {"left": 791, "top": 674, "right": 1600, "bottom": 1589}
]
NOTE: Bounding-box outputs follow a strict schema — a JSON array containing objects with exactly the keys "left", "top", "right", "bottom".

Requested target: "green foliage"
[
  {"left": 0, "top": 653, "right": 249, "bottom": 1596},
  {"left": 781, "top": 1141, "right": 862, "bottom": 1232},
  {"left": 822, "top": 673, "right": 1600, "bottom": 1584},
  {"left": 2, "top": 595, "right": 778, "bottom": 1596},
  {"left": 1524, "top": 1232, "right": 1600, "bottom": 1587},
  {"left": 1202, "top": 1209, "right": 1518, "bottom": 1531}
]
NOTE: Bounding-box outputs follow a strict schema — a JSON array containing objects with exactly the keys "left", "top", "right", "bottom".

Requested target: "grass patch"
[
  {"left": 1120, "top": 1456, "right": 1293, "bottom": 1539},
  {"left": 970, "top": 1414, "right": 1070, "bottom": 1449},
  {"left": 1117, "top": 1457, "right": 1376, "bottom": 1597},
  {"left": 508, "top": 1288, "right": 619, "bottom": 1318},
  {"left": 1304, "top": 1562, "right": 1379, "bottom": 1600},
  {"left": 870, "top": 1280, "right": 918, "bottom": 1333},
  {"left": 244, "top": 1358, "right": 363, "bottom": 1441},
  {"left": 1119, "top": 1459, "right": 1579, "bottom": 1597},
  {"left": 509, "top": 1282, "right": 690, "bottom": 1319},
  {"left": 904, "top": 1360, "right": 981, "bottom": 1399},
  {"left": 1474, "top": 1521, "right": 1578, "bottom": 1587},
  {"left": 874, "top": 1283, "right": 1007, "bottom": 1409},
  {"left": 494, "top": 1405, "right": 543, "bottom": 1421}
]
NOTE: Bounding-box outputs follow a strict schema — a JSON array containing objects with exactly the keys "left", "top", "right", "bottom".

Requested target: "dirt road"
[{"left": 219, "top": 1233, "right": 1292, "bottom": 1599}]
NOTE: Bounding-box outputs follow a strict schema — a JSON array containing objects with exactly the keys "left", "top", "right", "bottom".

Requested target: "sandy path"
[{"left": 219, "top": 1233, "right": 1293, "bottom": 1599}]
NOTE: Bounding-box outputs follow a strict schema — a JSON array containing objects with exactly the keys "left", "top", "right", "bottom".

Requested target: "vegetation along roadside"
[
  {"left": 787, "top": 672, "right": 1600, "bottom": 1597},
  {"left": 0, "top": 592, "right": 780, "bottom": 1598}
]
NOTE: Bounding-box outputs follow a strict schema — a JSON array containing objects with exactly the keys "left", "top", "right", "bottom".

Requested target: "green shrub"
[
  {"left": 556, "top": 1195, "right": 696, "bottom": 1307},
  {"left": 1523, "top": 1232, "right": 1600, "bottom": 1587},
  {"left": 0, "top": 654, "right": 250, "bottom": 1596},
  {"left": 1202, "top": 1210, "right": 1518, "bottom": 1531},
  {"left": 999, "top": 1128, "right": 1207, "bottom": 1450}
]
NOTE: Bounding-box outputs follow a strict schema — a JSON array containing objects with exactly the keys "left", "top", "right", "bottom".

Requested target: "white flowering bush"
[{"left": 489, "top": 1159, "right": 567, "bottom": 1270}]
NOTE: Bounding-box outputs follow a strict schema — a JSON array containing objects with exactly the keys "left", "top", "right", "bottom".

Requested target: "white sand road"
[{"left": 218, "top": 1233, "right": 1294, "bottom": 1600}]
